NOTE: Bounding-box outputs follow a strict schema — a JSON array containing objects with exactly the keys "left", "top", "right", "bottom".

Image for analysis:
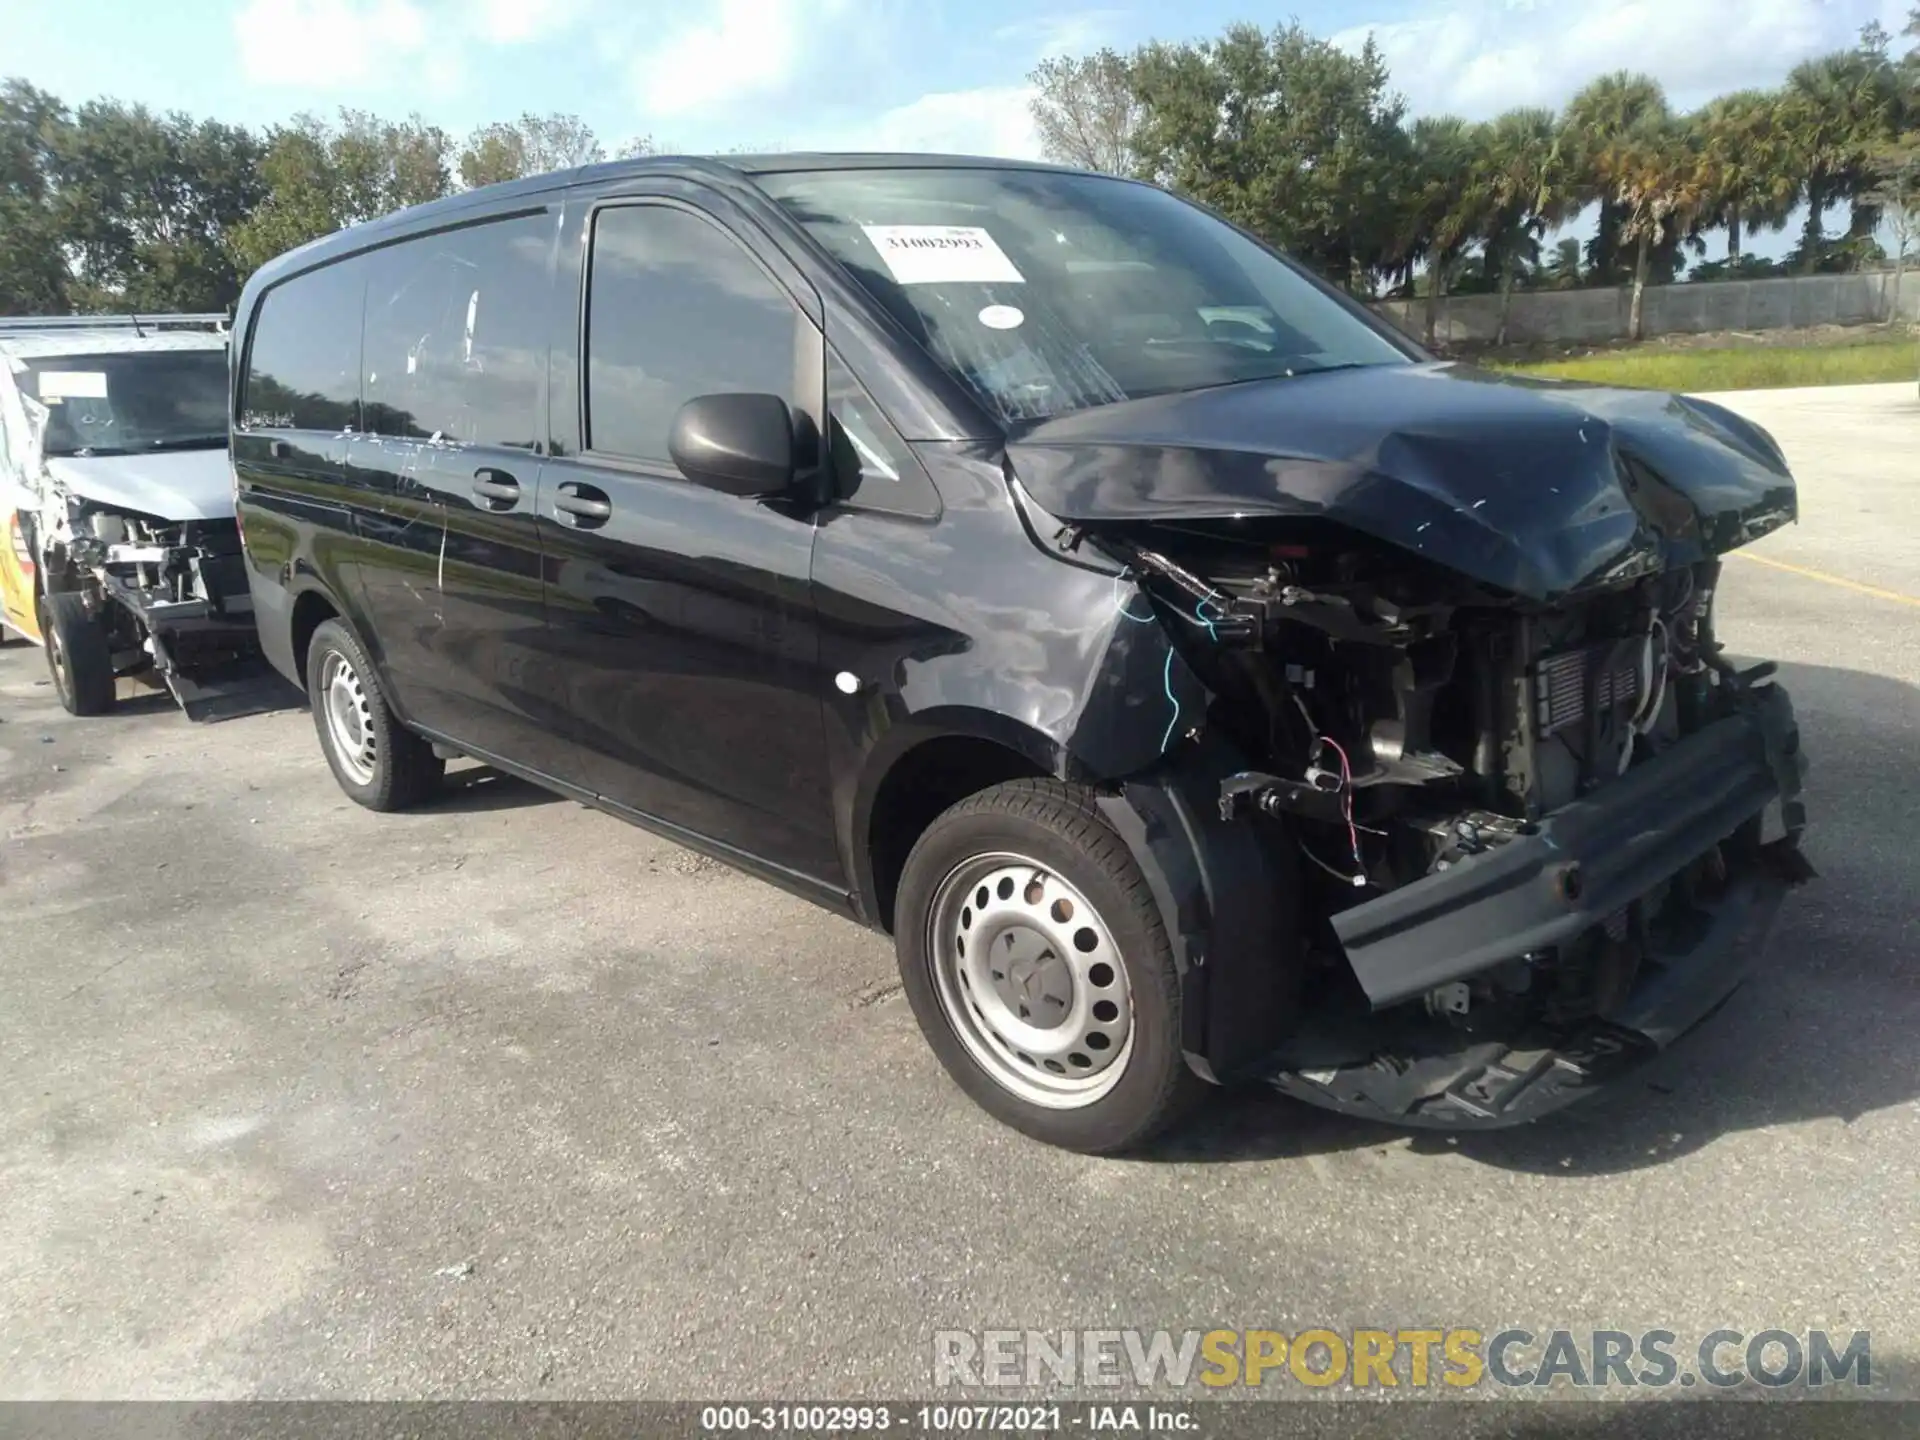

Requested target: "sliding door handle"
[
  {"left": 554, "top": 481, "right": 612, "bottom": 528},
  {"left": 472, "top": 468, "right": 522, "bottom": 510}
]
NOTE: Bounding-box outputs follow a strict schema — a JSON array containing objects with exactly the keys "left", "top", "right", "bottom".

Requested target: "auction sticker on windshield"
[
  {"left": 34, "top": 371, "right": 109, "bottom": 400},
  {"left": 861, "top": 225, "right": 1025, "bottom": 285}
]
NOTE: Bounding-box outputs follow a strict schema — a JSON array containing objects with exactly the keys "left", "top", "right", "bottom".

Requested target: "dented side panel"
[{"left": 814, "top": 445, "right": 1209, "bottom": 910}]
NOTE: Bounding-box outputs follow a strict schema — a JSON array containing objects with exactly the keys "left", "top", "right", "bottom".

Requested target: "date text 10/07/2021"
[{"left": 699, "top": 1405, "right": 1195, "bottom": 1433}]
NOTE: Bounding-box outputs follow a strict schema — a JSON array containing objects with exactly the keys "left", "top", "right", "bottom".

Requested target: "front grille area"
[{"left": 1535, "top": 641, "right": 1643, "bottom": 738}]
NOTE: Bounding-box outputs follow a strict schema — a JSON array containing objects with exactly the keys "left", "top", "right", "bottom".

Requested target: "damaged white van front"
[{"left": 0, "top": 315, "right": 292, "bottom": 720}]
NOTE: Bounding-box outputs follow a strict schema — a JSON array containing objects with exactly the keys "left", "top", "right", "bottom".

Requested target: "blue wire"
[
  {"left": 1160, "top": 648, "right": 1180, "bottom": 752},
  {"left": 1113, "top": 570, "right": 1223, "bottom": 753}
]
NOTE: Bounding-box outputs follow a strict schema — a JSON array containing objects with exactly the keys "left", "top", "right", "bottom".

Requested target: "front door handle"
[
  {"left": 472, "top": 468, "right": 521, "bottom": 510},
  {"left": 554, "top": 481, "right": 612, "bottom": 528}
]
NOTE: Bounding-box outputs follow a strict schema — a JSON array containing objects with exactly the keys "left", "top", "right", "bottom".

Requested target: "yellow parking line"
[{"left": 1730, "top": 550, "right": 1920, "bottom": 608}]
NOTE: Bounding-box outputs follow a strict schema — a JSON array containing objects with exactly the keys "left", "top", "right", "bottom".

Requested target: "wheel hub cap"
[
  {"left": 991, "top": 928, "right": 1074, "bottom": 1028},
  {"left": 927, "top": 854, "right": 1135, "bottom": 1110},
  {"left": 320, "top": 651, "right": 377, "bottom": 786}
]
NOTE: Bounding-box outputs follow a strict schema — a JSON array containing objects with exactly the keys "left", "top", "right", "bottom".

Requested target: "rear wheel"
[
  {"left": 40, "top": 591, "right": 116, "bottom": 716},
  {"left": 894, "top": 779, "right": 1204, "bottom": 1154},
  {"left": 305, "top": 618, "right": 443, "bottom": 810}
]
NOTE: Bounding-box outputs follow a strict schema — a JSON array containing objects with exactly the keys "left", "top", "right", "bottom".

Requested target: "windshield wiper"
[{"left": 1281, "top": 361, "right": 1376, "bottom": 378}]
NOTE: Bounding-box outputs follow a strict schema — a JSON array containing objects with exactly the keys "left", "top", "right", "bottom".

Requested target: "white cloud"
[
  {"left": 234, "top": 0, "right": 580, "bottom": 96},
  {"left": 1334, "top": 0, "right": 1900, "bottom": 119},
  {"left": 991, "top": 10, "right": 1127, "bottom": 60},
  {"left": 234, "top": 0, "right": 434, "bottom": 88},
  {"left": 630, "top": 0, "right": 854, "bottom": 118},
  {"left": 474, "top": 0, "right": 583, "bottom": 45},
  {"left": 845, "top": 85, "right": 1045, "bottom": 159}
]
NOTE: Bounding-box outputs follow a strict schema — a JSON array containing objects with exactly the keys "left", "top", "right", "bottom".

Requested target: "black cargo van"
[{"left": 232, "top": 155, "right": 1810, "bottom": 1152}]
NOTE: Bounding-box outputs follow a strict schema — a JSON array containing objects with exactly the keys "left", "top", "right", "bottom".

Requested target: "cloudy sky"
[{"left": 2, "top": 0, "right": 1910, "bottom": 156}]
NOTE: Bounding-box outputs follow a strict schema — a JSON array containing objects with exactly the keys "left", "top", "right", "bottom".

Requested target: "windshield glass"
[
  {"left": 758, "top": 167, "right": 1411, "bottom": 427},
  {"left": 20, "top": 349, "right": 228, "bottom": 457}
]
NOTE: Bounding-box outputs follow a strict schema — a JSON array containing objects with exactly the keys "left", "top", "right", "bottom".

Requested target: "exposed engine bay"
[
  {"left": 35, "top": 499, "right": 263, "bottom": 705},
  {"left": 1080, "top": 518, "right": 1811, "bottom": 1126}
]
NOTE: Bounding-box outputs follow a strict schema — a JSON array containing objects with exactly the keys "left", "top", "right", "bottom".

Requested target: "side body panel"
[
  {"left": 533, "top": 178, "right": 842, "bottom": 890},
  {"left": 233, "top": 258, "right": 383, "bottom": 691},
  {"left": 0, "top": 372, "right": 41, "bottom": 640},
  {"left": 350, "top": 208, "right": 561, "bottom": 759}
]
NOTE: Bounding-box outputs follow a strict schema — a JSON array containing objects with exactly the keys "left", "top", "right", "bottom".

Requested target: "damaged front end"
[
  {"left": 44, "top": 497, "right": 270, "bottom": 718},
  {"left": 1013, "top": 366, "right": 1814, "bottom": 1129},
  {"left": 19, "top": 408, "right": 288, "bottom": 721}
]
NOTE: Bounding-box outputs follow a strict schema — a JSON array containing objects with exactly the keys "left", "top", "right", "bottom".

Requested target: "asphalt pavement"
[{"left": 1, "top": 382, "right": 1916, "bottom": 1400}]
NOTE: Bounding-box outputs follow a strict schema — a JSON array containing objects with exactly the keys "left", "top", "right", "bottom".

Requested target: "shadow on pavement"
[
  {"left": 434, "top": 763, "right": 563, "bottom": 814},
  {"left": 1141, "top": 659, "right": 1919, "bottom": 1176}
]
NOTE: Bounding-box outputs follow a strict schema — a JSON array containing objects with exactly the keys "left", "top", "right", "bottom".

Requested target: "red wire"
[{"left": 1315, "top": 735, "right": 1362, "bottom": 865}]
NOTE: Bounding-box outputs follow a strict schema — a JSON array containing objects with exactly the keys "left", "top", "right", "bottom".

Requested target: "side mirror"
[{"left": 667, "top": 392, "right": 797, "bottom": 498}]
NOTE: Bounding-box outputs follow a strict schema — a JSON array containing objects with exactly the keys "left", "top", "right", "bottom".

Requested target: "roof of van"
[
  {"left": 238, "top": 152, "right": 1087, "bottom": 298},
  {"left": 0, "top": 327, "right": 228, "bottom": 364}
]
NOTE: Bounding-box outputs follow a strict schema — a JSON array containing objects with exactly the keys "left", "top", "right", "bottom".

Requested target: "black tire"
[
  {"left": 894, "top": 778, "right": 1206, "bottom": 1154},
  {"left": 305, "top": 617, "right": 443, "bottom": 811},
  {"left": 39, "top": 591, "right": 116, "bottom": 716}
]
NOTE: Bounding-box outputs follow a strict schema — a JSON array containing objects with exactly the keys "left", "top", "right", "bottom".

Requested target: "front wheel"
[
  {"left": 40, "top": 591, "right": 116, "bottom": 715},
  {"left": 305, "top": 618, "right": 443, "bottom": 811},
  {"left": 893, "top": 779, "right": 1204, "bottom": 1154}
]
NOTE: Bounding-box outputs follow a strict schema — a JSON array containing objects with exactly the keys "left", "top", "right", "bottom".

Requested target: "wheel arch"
[
  {"left": 856, "top": 710, "right": 1067, "bottom": 935},
  {"left": 286, "top": 579, "right": 407, "bottom": 720},
  {"left": 287, "top": 583, "right": 344, "bottom": 695}
]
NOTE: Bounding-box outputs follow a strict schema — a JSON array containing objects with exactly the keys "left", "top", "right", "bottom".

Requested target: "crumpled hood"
[
  {"left": 42, "top": 447, "right": 235, "bottom": 523},
  {"left": 1006, "top": 362, "right": 1798, "bottom": 601}
]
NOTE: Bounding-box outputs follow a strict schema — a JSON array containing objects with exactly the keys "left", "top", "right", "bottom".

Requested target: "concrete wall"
[{"left": 1373, "top": 270, "right": 1920, "bottom": 348}]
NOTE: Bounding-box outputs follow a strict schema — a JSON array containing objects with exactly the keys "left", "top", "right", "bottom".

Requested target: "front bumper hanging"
[{"left": 1268, "top": 680, "right": 1810, "bottom": 1129}]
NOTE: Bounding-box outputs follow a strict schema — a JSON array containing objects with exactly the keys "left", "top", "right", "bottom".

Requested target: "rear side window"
[
  {"left": 242, "top": 262, "right": 365, "bottom": 432},
  {"left": 585, "top": 205, "right": 802, "bottom": 465},
  {"left": 363, "top": 212, "right": 553, "bottom": 449}
]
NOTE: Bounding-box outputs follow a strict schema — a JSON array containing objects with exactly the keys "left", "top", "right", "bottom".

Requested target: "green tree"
[
  {"left": 1600, "top": 111, "right": 1707, "bottom": 339},
  {"left": 47, "top": 100, "right": 264, "bottom": 312},
  {"left": 1389, "top": 115, "right": 1486, "bottom": 345},
  {"left": 458, "top": 112, "right": 603, "bottom": 188},
  {"left": 1564, "top": 71, "right": 1669, "bottom": 285},
  {"left": 1477, "top": 107, "right": 1571, "bottom": 343},
  {"left": 231, "top": 110, "right": 451, "bottom": 277},
  {"left": 1696, "top": 90, "right": 1798, "bottom": 261},
  {"left": 0, "top": 80, "right": 69, "bottom": 312},
  {"left": 1028, "top": 48, "right": 1141, "bottom": 174},
  {"left": 1865, "top": 135, "right": 1919, "bottom": 318},
  {"left": 1782, "top": 44, "right": 1900, "bottom": 270},
  {"left": 1546, "top": 236, "right": 1584, "bottom": 288},
  {"left": 1129, "top": 22, "right": 1407, "bottom": 289}
]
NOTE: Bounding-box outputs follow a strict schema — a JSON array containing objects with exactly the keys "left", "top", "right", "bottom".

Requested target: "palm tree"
[
  {"left": 1392, "top": 115, "right": 1489, "bottom": 346},
  {"left": 1587, "top": 107, "right": 1706, "bottom": 339},
  {"left": 1782, "top": 49, "right": 1901, "bottom": 270},
  {"left": 1547, "top": 237, "right": 1584, "bottom": 288},
  {"left": 1696, "top": 90, "right": 1799, "bottom": 261},
  {"left": 1476, "top": 107, "right": 1572, "bottom": 343},
  {"left": 1564, "top": 72, "right": 1670, "bottom": 284}
]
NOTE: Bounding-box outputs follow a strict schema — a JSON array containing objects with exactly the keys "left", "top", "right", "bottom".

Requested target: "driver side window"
[{"left": 584, "top": 204, "right": 804, "bottom": 467}]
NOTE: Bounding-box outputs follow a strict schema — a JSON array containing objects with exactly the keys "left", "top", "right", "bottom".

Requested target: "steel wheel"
[
  {"left": 927, "top": 851, "right": 1136, "bottom": 1110},
  {"left": 320, "top": 649, "right": 377, "bottom": 786},
  {"left": 45, "top": 617, "right": 70, "bottom": 704}
]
